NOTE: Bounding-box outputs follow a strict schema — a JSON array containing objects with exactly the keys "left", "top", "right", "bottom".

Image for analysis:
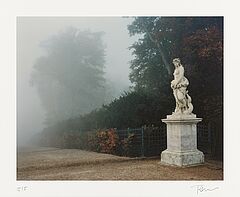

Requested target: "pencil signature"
[{"left": 191, "top": 184, "right": 219, "bottom": 195}]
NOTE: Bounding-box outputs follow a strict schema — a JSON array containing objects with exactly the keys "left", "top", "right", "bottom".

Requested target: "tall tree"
[
  {"left": 31, "top": 27, "right": 107, "bottom": 125},
  {"left": 128, "top": 17, "right": 223, "bottom": 118}
]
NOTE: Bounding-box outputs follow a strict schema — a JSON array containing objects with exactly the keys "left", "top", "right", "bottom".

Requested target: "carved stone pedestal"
[{"left": 161, "top": 114, "right": 204, "bottom": 167}]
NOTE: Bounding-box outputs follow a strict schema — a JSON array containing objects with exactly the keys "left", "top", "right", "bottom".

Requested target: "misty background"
[{"left": 17, "top": 17, "right": 137, "bottom": 146}]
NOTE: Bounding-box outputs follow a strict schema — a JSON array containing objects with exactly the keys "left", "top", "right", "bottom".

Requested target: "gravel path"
[{"left": 17, "top": 147, "right": 223, "bottom": 180}]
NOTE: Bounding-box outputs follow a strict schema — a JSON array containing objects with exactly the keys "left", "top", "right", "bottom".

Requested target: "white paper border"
[{"left": 1, "top": 0, "right": 238, "bottom": 196}]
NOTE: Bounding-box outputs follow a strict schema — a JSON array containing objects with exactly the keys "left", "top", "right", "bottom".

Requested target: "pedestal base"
[
  {"left": 161, "top": 149, "right": 204, "bottom": 167},
  {"left": 161, "top": 113, "right": 204, "bottom": 167}
]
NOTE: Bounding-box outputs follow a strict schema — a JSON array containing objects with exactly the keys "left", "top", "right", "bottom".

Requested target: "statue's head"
[{"left": 172, "top": 58, "right": 181, "bottom": 67}]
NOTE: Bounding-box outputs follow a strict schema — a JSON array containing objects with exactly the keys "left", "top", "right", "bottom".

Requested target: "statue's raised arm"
[{"left": 171, "top": 58, "right": 193, "bottom": 115}]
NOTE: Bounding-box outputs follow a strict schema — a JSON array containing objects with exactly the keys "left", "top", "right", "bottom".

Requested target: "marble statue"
[
  {"left": 161, "top": 58, "right": 204, "bottom": 166},
  {"left": 171, "top": 58, "right": 193, "bottom": 115}
]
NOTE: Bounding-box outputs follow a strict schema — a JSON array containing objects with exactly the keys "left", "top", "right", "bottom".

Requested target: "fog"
[{"left": 17, "top": 17, "right": 138, "bottom": 146}]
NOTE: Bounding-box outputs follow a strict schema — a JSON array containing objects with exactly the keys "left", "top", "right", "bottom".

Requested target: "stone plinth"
[{"left": 161, "top": 114, "right": 204, "bottom": 167}]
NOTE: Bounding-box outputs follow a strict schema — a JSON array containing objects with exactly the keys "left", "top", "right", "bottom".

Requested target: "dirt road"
[{"left": 17, "top": 147, "right": 223, "bottom": 180}]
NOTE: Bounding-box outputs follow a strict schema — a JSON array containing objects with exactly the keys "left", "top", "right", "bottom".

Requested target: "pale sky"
[{"left": 17, "top": 17, "right": 138, "bottom": 145}]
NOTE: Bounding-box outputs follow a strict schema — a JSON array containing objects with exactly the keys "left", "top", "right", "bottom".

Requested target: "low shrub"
[{"left": 95, "top": 128, "right": 120, "bottom": 154}]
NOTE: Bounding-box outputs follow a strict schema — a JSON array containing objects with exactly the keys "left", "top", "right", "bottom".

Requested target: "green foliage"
[
  {"left": 128, "top": 17, "right": 223, "bottom": 120},
  {"left": 73, "top": 89, "right": 172, "bottom": 131},
  {"left": 31, "top": 27, "right": 107, "bottom": 124}
]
